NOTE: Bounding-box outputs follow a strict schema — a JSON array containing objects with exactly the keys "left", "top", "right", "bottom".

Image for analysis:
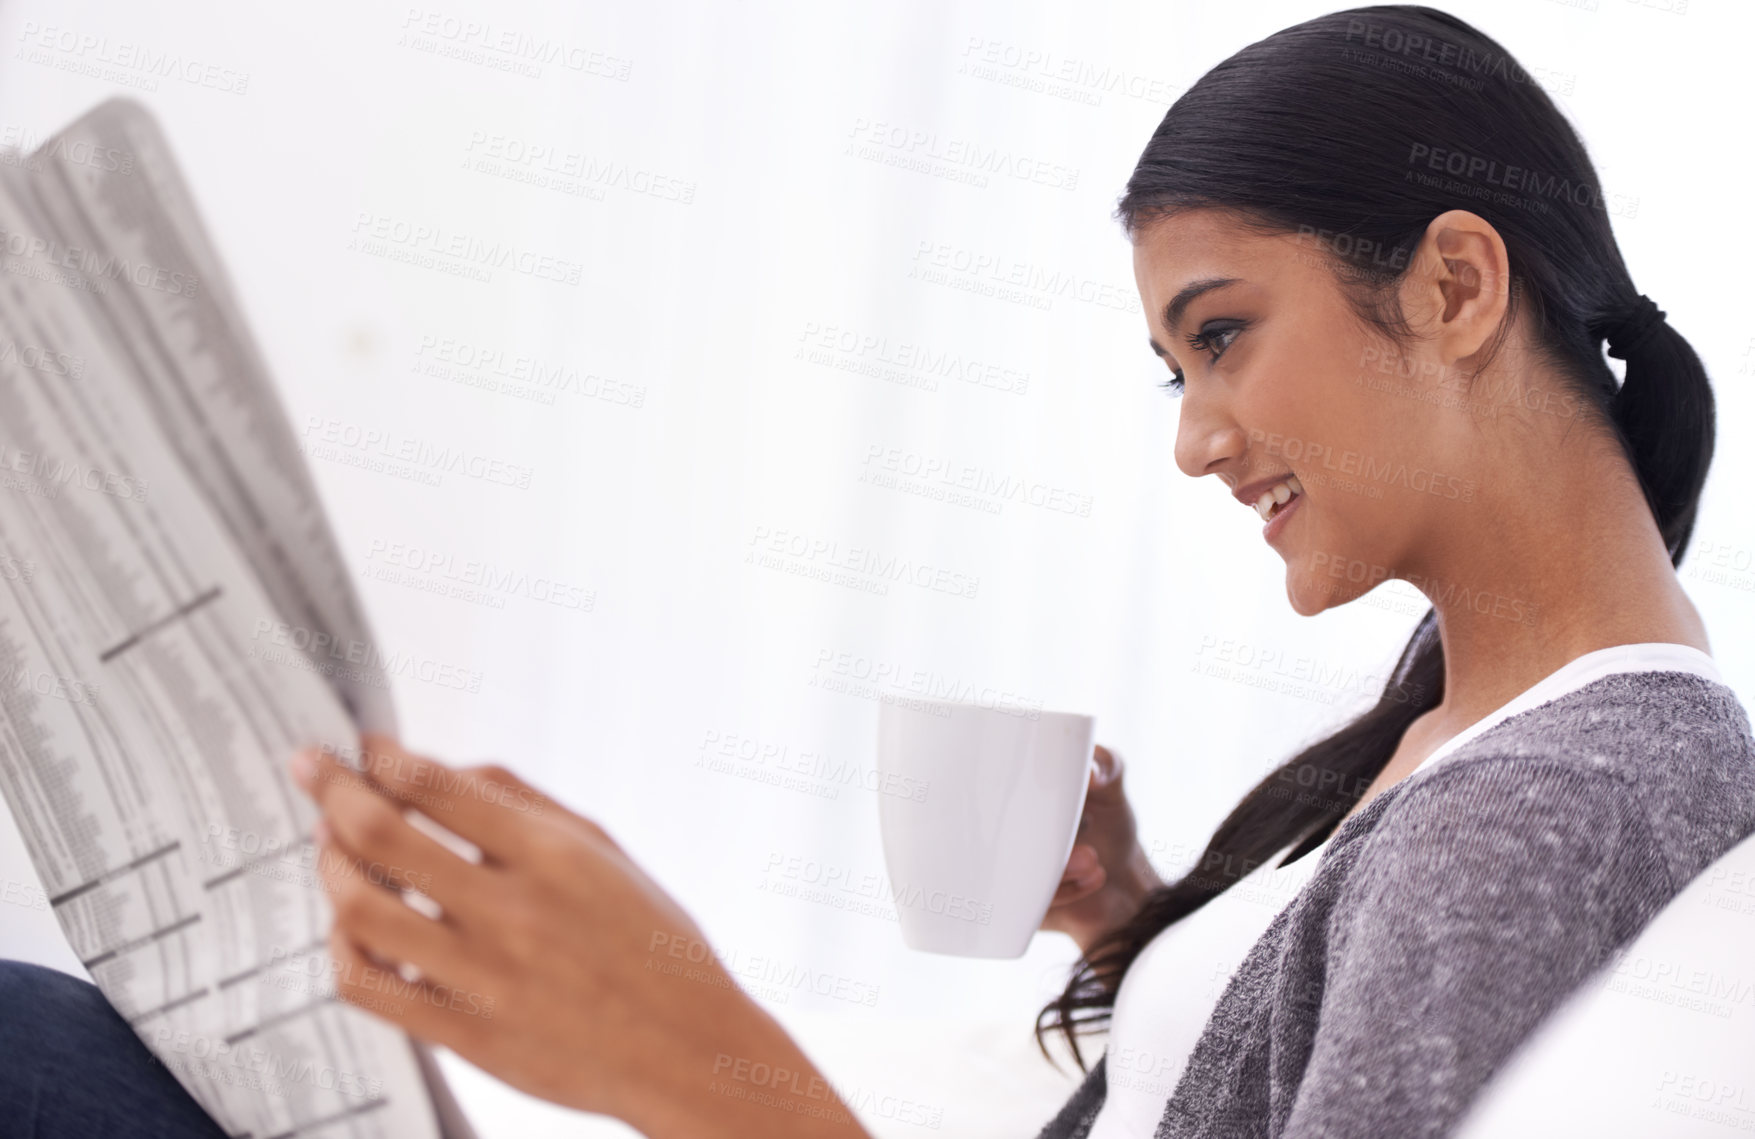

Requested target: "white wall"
[{"left": 0, "top": 1, "right": 1749, "bottom": 1135}]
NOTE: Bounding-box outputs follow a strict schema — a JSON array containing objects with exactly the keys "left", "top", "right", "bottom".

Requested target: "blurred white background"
[{"left": 0, "top": 0, "right": 1750, "bottom": 1135}]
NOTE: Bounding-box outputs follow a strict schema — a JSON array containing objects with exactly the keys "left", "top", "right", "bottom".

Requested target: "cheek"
[
  {"left": 1238, "top": 360, "right": 1373, "bottom": 475},
  {"left": 1257, "top": 337, "right": 1404, "bottom": 473},
  {"left": 1309, "top": 356, "right": 1390, "bottom": 448}
]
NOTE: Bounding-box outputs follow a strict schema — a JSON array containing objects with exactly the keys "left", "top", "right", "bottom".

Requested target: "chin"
[
  {"left": 1283, "top": 550, "right": 1348, "bottom": 616},
  {"left": 1285, "top": 576, "right": 1331, "bottom": 617}
]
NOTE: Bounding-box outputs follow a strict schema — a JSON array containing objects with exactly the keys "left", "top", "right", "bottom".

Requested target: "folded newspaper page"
[{"left": 0, "top": 98, "right": 476, "bottom": 1139}]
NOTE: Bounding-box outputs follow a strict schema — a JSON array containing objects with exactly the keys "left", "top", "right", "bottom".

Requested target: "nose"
[{"left": 1172, "top": 389, "right": 1249, "bottom": 482}]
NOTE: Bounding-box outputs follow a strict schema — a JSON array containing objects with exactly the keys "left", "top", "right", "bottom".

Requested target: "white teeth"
[{"left": 1252, "top": 477, "right": 1302, "bottom": 522}]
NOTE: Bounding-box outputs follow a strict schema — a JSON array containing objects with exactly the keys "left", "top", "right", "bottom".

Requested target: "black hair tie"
[{"left": 1605, "top": 294, "right": 1667, "bottom": 360}]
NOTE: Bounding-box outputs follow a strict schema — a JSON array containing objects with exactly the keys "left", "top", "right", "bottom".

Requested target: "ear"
[{"left": 1401, "top": 209, "right": 1512, "bottom": 370}]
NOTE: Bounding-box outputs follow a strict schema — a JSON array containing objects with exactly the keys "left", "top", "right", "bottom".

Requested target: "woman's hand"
[
  {"left": 290, "top": 734, "right": 870, "bottom": 1139},
  {"left": 1039, "top": 744, "right": 1163, "bottom": 959}
]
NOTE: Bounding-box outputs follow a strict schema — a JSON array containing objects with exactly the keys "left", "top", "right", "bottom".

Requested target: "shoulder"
[
  {"left": 1463, "top": 670, "right": 1755, "bottom": 784},
  {"left": 1282, "top": 755, "right": 1672, "bottom": 998},
  {"left": 1351, "top": 754, "right": 1669, "bottom": 903},
  {"left": 1363, "top": 670, "right": 1755, "bottom": 885}
]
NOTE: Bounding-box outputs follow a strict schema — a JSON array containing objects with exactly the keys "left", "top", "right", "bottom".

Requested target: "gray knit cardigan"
[{"left": 1034, "top": 670, "right": 1755, "bottom": 1139}]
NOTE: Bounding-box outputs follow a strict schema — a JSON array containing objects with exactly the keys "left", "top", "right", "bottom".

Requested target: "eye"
[
  {"left": 1185, "top": 320, "right": 1243, "bottom": 361},
  {"left": 1160, "top": 320, "right": 1245, "bottom": 398}
]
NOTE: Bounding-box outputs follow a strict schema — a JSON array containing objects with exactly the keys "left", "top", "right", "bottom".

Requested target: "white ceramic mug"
[{"left": 874, "top": 698, "right": 1097, "bottom": 958}]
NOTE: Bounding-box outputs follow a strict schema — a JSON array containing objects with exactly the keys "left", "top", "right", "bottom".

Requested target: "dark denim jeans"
[{"left": 0, "top": 959, "right": 228, "bottom": 1138}]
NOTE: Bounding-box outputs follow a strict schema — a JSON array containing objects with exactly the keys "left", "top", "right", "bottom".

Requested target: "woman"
[{"left": 3, "top": 4, "right": 1752, "bottom": 1137}]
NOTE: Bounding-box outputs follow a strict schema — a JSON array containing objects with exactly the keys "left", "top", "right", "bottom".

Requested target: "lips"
[
  {"left": 1262, "top": 484, "right": 1305, "bottom": 544},
  {"left": 1248, "top": 474, "right": 1305, "bottom": 523}
]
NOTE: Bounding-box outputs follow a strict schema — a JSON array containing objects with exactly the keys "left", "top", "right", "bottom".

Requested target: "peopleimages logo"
[
  {"left": 807, "top": 646, "right": 1044, "bottom": 720},
  {"left": 0, "top": 444, "right": 148, "bottom": 501},
  {"left": 909, "top": 239, "right": 1141, "bottom": 314},
  {"left": 0, "top": 125, "right": 132, "bottom": 174},
  {"left": 746, "top": 525, "right": 980, "bottom": 600},
  {"left": 647, "top": 932, "right": 882, "bottom": 1008},
  {"left": 148, "top": 1026, "right": 384, "bottom": 1100},
  {"left": 463, "top": 132, "right": 694, "bottom": 202},
  {"left": 859, "top": 443, "right": 1094, "bottom": 517},
  {"left": 697, "top": 728, "right": 931, "bottom": 803},
  {"left": 316, "top": 739, "right": 547, "bottom": 819},
  {"left": 1245, "top": 429, "right": 1475, "bottom": 502},
  {"left": 398, "top": 9, "right": 632, "bottom": 80},
  {"left": 14, "top": 22, "right": 250, "bottom": 94},
  {"left": 0, "top": 225, "right": 198, "bottom": 297},
  {"left": 364, "top": 539, "right": 593, "bottom": 611},
  {"left": 0, "top": 661, "right": 96, "bottom": 706},
  {"left": 299, "top": 416, "right": 534, "bottom": 489},
  {"left": 249, "top": 619, "right": 485, "bottom": 694},
  {"left": 760, "top": 851, "right": 995, "bottom": 925},
  {"left": 266, "top": 942, "right": 497, "bottom": 1020},
  {"left": 0, "top": 337, "right": 84, "bottom": 379},
  {"left": 1307, "top": 553, "right": 1542, "bottom": 627},
  {"left": 795, "top": 320, "right": 1030, "bottom": 396},
  {"left": 958, "top": 37, "right": 1183, "bottom": 106},
  {"left": 410, "top": 334, "right": 646, "bottom": 411},
  {"left": 710, "top": 1053, "right": 945, "bottom": 1130},
  {"left": 348, "top": 212, "right": 584, "bottom": 285},
  {"left": 844, "top": 117, "right": 1080, "bottom": 191},
  {"left": 0, "top": 879, "right": 49, "bottom": 911},
  {"left": 1405, "top": 142, "right": 1638, "bottom": 219}
]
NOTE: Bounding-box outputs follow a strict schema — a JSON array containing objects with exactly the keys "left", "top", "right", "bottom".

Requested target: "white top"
[{"left": 1085, "top": 642, "right": 1724, "bottom": 1138}]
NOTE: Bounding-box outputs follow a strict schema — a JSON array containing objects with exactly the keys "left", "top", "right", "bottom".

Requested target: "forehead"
[
  {"left": 1131, "top": 209, "right": 1308, "bottom": 335},
  {"left": 1131, "top": 209, "right": 1284, "bottom": 286}
]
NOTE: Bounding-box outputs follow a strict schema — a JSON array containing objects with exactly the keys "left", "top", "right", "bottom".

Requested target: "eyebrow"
[{"left": 1147, "top": 276, "right": 1244, "bottom": 357}]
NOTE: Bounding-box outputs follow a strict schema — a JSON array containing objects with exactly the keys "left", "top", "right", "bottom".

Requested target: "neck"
[{"left": 1407, "top": 433, "right": 1708, "bottom": 731}]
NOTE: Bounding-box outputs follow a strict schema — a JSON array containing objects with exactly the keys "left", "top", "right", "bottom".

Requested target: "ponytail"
[{"left": 1597, "top": 295, "right": 1716, "bottom": 565}]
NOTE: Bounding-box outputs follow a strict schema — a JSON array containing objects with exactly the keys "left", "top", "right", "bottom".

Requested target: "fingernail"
[{"left": 290, "top": 748, "right": 317, "bottom": 790}]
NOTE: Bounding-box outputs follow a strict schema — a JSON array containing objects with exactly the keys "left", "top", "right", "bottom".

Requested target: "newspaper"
[{"left": 0, "top": 97, "right": 476, "bottom": 1139}]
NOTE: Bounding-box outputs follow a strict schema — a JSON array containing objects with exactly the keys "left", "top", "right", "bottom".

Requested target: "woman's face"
[{"left": 1131, "top": 207, "right": 1500, "bottom": 616}]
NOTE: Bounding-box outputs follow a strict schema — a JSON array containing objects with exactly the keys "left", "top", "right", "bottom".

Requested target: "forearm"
[{"left": 628, "top": 972, "right": 874, "bottom": 1139}]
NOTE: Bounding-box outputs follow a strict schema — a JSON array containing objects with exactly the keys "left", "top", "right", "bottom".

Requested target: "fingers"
[
  {"left": 291, "top": 737, "right": 530, "bottom": 1052},
  {"left": 1050, "top": 868, "right": 1107, "bottom": 908},
  {"left": 1084, "top": 744, "right": 1128, "bottom": 807},
  {"left": 355, "top": 734, "right": 550, "bottom": 863},
  {"left": 1092, "top": 744, "right": 1124, "bottom": 786},
  {"left": 293, "top": 747, "right": 492, "bottom": 918},
  {"left": 298, "top": 734, "right": 548, "bottom": 865},
  {"left": 317, "top": 833, "right": 501, "bottom": 1023},
  {"left": 326, "top": 925, "right": 490, "bottom": 1052},
  {"left": 1065, "top": 843, "right": 1100, "bottom": 880},
  {"left": 1050, "top": 844, "right": 1106, "bottom": 907}
]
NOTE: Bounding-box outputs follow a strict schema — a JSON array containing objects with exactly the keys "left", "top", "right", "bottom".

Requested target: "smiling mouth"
[{"left": 1252, "top": 474, "right": 1305, "bottom": 522}]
